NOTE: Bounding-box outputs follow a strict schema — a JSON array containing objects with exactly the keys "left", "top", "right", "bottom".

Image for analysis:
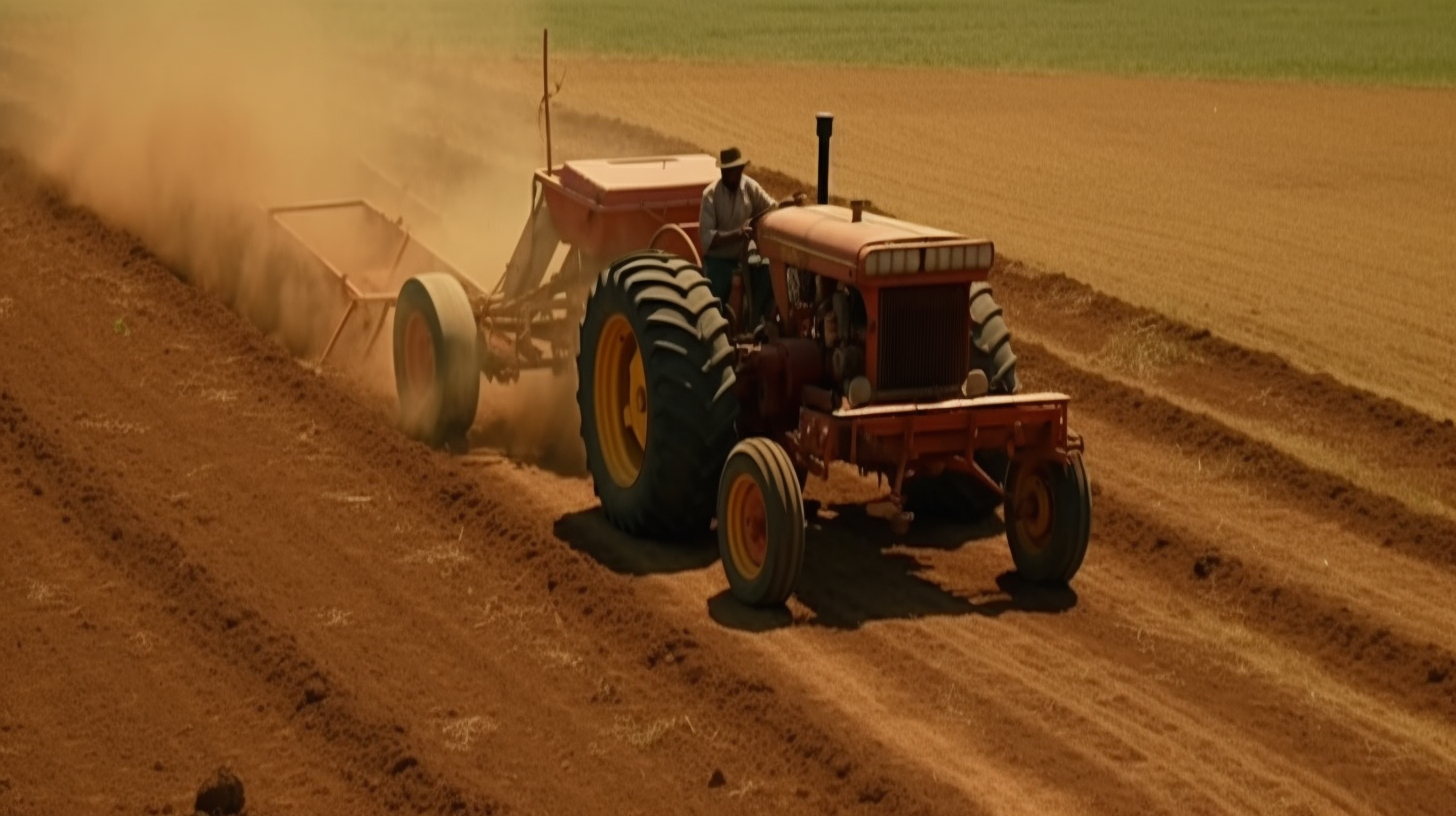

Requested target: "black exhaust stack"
[{"left": 816, "top": 112, "right": 833, "bottom": 205}]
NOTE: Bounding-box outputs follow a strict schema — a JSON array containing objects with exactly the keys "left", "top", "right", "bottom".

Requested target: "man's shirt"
[{"left": 699, "top": 175, "right": 776, "bottom": 260}]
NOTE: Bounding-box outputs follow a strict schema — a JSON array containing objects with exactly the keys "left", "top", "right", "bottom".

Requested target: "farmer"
[{"left": 699, "top": 147, "right": 801, "bottom": 322}]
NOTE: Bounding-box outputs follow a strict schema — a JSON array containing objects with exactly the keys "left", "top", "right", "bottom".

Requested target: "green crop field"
[
  {"left": 335, "top": 0, "right": 1456, "bottom": 86},
  {"left": 4, "top": 0, "right": 1453, "bottom": 85}
]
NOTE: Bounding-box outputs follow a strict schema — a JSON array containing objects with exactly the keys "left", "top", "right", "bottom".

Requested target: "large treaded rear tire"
[
  {"left": 904, "top": 281, "right": 1018, "bottom": 521},
  {"left": 576, "top": 251, "right": 740, "bottom": 539},
  {"left": 393, "top": 273, "right": 480, "bottom": 449}
]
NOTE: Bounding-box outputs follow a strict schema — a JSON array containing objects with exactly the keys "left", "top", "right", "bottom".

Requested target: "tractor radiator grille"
[{"left": 875, "top": 284, "right": 970, "bottom": 394}]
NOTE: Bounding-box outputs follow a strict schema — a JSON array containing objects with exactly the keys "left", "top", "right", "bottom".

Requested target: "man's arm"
[
  {"left": 746, "top": 178, "right": 780, "bottom": 218},
  {"left": 701, "top": 187, "right": 748, "bottom": 251},
  {"left": 746, "top": 179, "right": 806, "bottom": 224}
]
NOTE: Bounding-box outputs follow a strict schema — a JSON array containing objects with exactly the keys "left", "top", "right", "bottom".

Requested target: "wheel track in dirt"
[
  {"left": 1, "top": 394, "right": 506, "bottom": 816},
  {"left": 507, "top": 457, "right": 1456, "bottom": 815},
  {"left": 993, "top": 262, "right": 1456, "bottom": 519},
  {"left": 1009, "top": 339, "right": 1456, "bottom": 721}
]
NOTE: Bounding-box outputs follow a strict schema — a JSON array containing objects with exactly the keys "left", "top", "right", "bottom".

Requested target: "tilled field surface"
[{"left": 3, "top": 27, "right": 1455, "bottom": 816}]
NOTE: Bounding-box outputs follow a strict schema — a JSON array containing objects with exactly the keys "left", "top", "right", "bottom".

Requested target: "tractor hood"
[{"left": 756, "top": 204, "right": 994, "bottom": 285}]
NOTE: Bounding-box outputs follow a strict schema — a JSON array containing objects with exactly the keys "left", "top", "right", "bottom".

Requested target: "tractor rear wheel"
[
  {"left": 576, "top": 251, "right": 739, "bottom": 539},
  {"left": 903, "top": 281, "right": 1018, "bottom": 521},
  {"left": 718, "top": 437, "right": 806, "bottom": 607},
  {"left": 1005, "top": 451, "right": 1091, "bottom": 583},
  {"left": 393, "top": 273, "right": 480, "bottom": 449}
]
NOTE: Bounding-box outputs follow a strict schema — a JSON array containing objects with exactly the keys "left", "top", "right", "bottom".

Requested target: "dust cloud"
[
  {"left": 473, "top": 373, "right": 588, "bottom": 477},
  {"left": 6, "top": 0, "right": 596, "bottom": 468}
]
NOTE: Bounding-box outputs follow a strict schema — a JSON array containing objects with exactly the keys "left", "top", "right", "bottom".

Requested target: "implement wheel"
[
  {"left": 393, "top": 273, "right": 480, "bottom": 449},
  {"left": 718, "top": 437, "right": 806, "bottom": 607},
  {"left": 576, "top": 251, "right": 739, "bottom": 538},
  {"left": 1005, "top": 451, "right": 1091, "bottom": 583}
]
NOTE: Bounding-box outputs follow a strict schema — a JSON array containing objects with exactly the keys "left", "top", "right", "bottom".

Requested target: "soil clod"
[{"left": 193, "top": 766, "right": 245, "bottom": 816}]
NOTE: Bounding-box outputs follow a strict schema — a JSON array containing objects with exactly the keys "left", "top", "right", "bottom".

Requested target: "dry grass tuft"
[
  {"left": 1096, "top": 319, "right": 1200, "bottom": 378},
  {"left": 25, "top": 581, "right": 63, "bottom": 604},
  {"left": 315, "top": 607, "right": 353, "bottom": 628},
  {"left": 727, "top": 780, "right": 761, "bottom": 798},
  {"left": 609, "top": 714, "right": 694, "bottom": 749},
  {"left": 441, "top": 715, "right": 498, "bottom": 751},
  {"left": 401, "top": 542, "right": 471, "bottom": 578},
  {"left": 540, "top": 645, "right": 583, "bottom": 669},
  {"left": 128, "top": 630, "right": 159, "bottom": 654},
  {"left": 321, "top": 491, "right": 373, "bottom": 504},
  {"left": 76, "top": 416, "right": 148, "bottom": 435}
]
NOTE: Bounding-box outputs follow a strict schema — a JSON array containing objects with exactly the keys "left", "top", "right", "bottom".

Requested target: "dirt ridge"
[
  {"left": 1017, "top": 340, "right": 1456, "bottom": 569},
  {"left": 1, "top": 392, "right": 507, "bottom": 816},
  {"left": 1089, "top": 483, "right": 1456, "bottom": 722}
]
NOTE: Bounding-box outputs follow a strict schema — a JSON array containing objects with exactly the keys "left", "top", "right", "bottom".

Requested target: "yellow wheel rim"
[
  {"left": 593, "top": 314, "right": 648, "bottom": 488},
  {"left": 725, "top": 472, "right": 768, "bottom": 581},
  {"left": 1011, "top": 463, "right": 1055, "bottom": 553}
]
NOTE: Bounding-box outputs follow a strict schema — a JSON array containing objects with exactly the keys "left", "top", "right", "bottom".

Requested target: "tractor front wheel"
[
  {"left": 393, "top": 273, "right": 480, "bottom": 449},
  {"left": 1004, "top": 451, "right": 1091, "bottom": 583},
  {"left": 718, "top": 437, "right": 806, "bottom": 607}
]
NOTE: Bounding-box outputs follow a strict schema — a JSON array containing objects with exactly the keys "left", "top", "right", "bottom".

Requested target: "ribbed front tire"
[
  {"left": 718, "top": 437, "right": 806, "bottom": 607},
  {"left": 1006, "top": 451, "right": 1092, "bottom": 583}
]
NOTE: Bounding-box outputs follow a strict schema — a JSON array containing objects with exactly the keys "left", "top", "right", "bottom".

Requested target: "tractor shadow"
[
  {"left": 553, "top": 508, "right": 718, "bottom": 575},
  {"left": 707, "top": 502, "right": 1079, "bottom": 633},
  {"left": 555, "top": 502, "right": 1078, "bottom": 632}
]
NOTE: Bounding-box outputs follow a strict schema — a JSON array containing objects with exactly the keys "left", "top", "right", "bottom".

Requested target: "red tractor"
[{"left": 270, "top": 111, "right": 1091, "bottom": 608}]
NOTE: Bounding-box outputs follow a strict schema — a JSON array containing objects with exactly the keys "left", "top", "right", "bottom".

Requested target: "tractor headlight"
[
  {"left": 925, "top": 246, "right": 949, "bottom": 272},
  {"left": 846, "top": 376, "right": 873, "bottom": 408},
  {"left": 962, "top": 369, "right": 989, "bottom": 398}
]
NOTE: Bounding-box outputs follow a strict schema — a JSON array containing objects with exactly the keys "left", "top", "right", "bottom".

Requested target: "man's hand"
[{"left": 707, "top": 224, "right": 752, "bottom": 252}]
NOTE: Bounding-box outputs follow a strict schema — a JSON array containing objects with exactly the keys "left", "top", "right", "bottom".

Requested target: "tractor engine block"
[{"left": 811, "top": 274, "right": 868, "bottom": 403}]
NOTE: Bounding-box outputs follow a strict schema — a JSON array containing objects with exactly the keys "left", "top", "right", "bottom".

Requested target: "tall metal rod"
[{"left": 543, "top": 28, "right": 553, "bottom": 172}]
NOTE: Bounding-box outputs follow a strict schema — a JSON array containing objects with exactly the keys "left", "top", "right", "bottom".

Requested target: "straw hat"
[{"left": 716, "top": 147, "right": 749, "bottom": 169}]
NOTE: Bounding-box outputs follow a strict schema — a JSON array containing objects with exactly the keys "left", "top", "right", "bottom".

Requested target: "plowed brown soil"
[
  {"left": 4, "top": 20, "right": 1456, "bottom": 816},
  {"left": 6, "top": 123, "right": 1456, "bottom": 816}
]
